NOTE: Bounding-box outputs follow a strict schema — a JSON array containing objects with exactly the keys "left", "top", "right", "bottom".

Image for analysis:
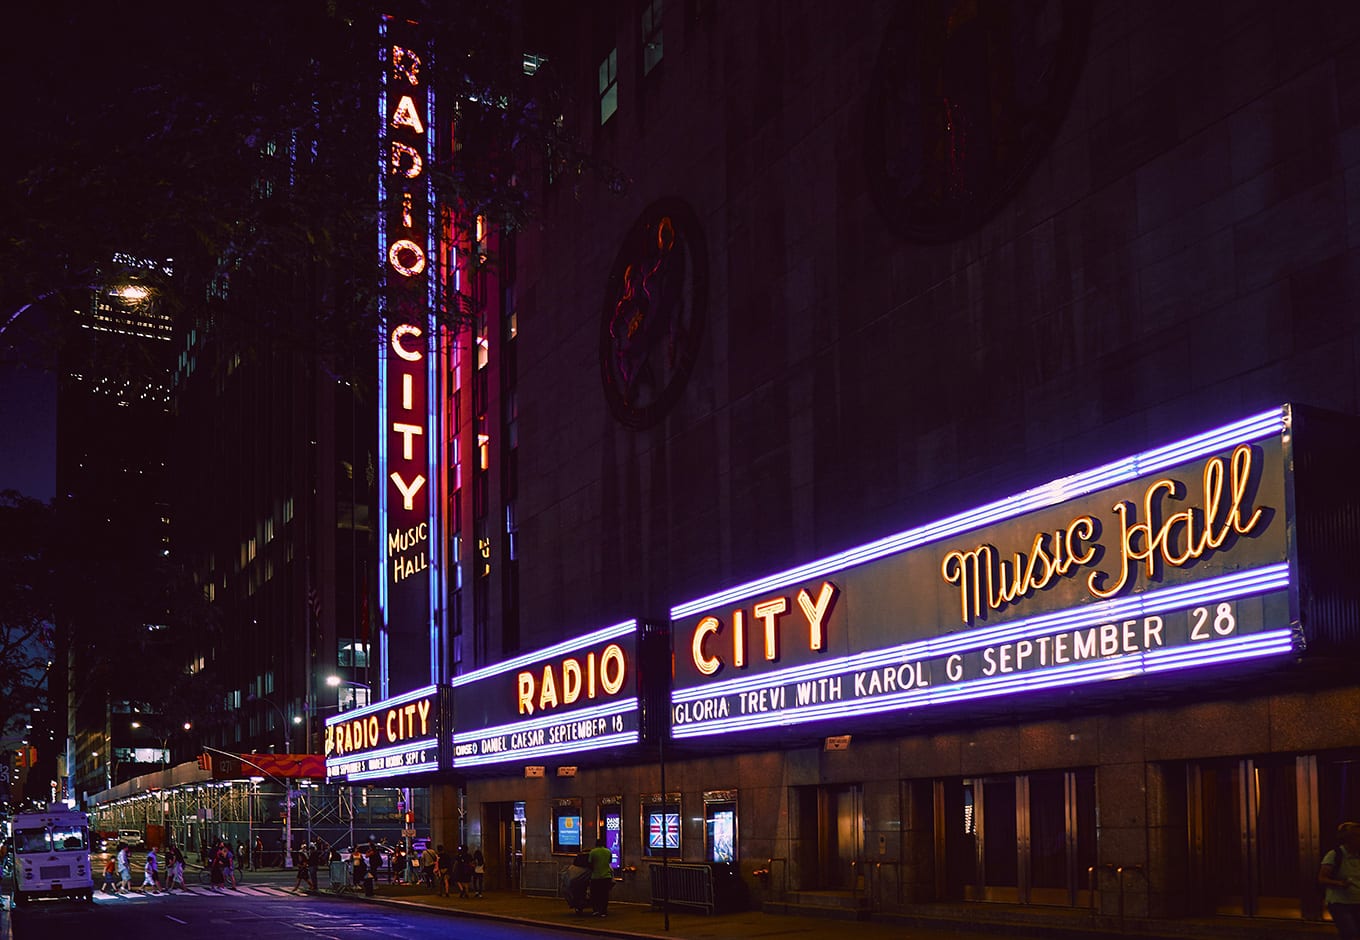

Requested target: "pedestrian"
[
  {"left": 254, "top": 835, "right": 264, "bottom": 870},
  {"left": 1321, "top": 821, "right": 1360, "bottom": 939},
  {"left": 142, "top": 845, "right": 160, "bottom": 892},
  {"left": 101, "top": 856, "right": 117, "bottom": 893},
  {"left": 310, "top": 839, "right": 323, "bottom": 890},
  {"left": 435, "top": 843, "right": 453, "bottom": 897},
  {"left": 471, "top": 847, "right": 485, "bottom": 898},
  {"left": 294, "top": 842, "right": 314, "bottom": 892},
  {"left": 588, "top": 837, "right": 613, "bottom": 918},
  {"left": 356, "top": 846, "right": 374, "bottom": 897},
  {"left": 453, "top": 845, "right": 473, "bottom": 898},
  {"left": 167, "top": 844, "right": 187, "bottom": 893},
  {"left": 238, "top": 841, "right": 248, "bottom": 871},
  {"left": 209, "top": 842, "right": 226, "bottom": 891},
  {"left": 420, "top": 842, "right": 438, "bottom": 889},
  {"left": 116, "top": 842, "right": 132, "bottom": 893},
  {"left": 223, "top": 842, "right": 237, "bottom": 889},
  {"left": 367, "top": 844, "right": 382, "bottom": 891}
]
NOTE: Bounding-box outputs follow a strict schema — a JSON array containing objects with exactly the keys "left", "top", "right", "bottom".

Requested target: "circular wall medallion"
[
  {"left": 599, "top": 198, "right": 708, "bottom": 430},
  {"left": 865, "top": 0, "right": 1090, "bottom": 243}
]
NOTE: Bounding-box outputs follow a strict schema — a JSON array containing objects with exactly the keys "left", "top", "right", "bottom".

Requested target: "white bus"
[{"left": 8, "top": 804, "right": 94, "bottom": 906}]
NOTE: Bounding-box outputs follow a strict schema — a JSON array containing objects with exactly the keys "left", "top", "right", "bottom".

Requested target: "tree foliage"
[
  {"left": 0, "top": 492, "right": 56, "bottom": 739},
  {"left": 2, "top": 0, "right": 622, "bottom": 378}
]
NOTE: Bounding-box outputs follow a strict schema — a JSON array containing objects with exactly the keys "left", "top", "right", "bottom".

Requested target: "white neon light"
[
  {"left": 325, "top": 736, "right": 437, "bottom": 769},
  {"left": 452, "top": 697, "right": 638, "bottom": 743},
  {"left": 673, "top": 564, "right": 1289, "bottom": 703},
  {"left": 451, "top": 621, "right": 638, "bottom": 687},
  {"left": 670, "top": 406, "right": 1288, "bottom": 619},
  {"left": 454, "top": 731, "right": 640, "bottom": 768},
  {"left": 324, "top": 684, "right": 439, "bottom": 728},
  {"left": 672, "top": 629, "right": 1296, "bottom": 739}
]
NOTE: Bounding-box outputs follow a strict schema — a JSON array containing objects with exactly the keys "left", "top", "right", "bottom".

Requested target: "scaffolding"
[{"left": 88, "top": 761, "right": 428, "bottom": 864}]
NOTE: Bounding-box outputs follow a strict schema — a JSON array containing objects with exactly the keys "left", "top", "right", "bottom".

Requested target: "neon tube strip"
[
  {"left": 453, "top": 697, "right": 638, "bottom": 742},
  {"left": 450, "top": 621, "right": 637, "bottom": 687},
  {"left": 673, "top": 563, "right": 1289, "bottom": 703},
  {"left": 452, "top": 698, "right": 640, "bottom": 767},
  {"left": 324, "top": 683, "right": 439, "bottom": 728},
  {"left": 671, "top": 406, "right": 1288, "bottom": 619},
  {"left": 454, "top": 731, "right": 640, "bottom": 768},
  {"left": 325, "top": 736, "right": 437, "bottom": 769},
  {"left": 426, "top": 50, "right": 441, "bottom": 685},
  {"left": 376, "top": 16, "right": 391, "bottom": 697},
  {"left": 672, "top": 629, "right": 1295, "bottom": 739}
]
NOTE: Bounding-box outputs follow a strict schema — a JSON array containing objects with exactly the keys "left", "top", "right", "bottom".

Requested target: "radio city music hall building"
[{"left": 333, "top": 3, "right": 1360, "bottom": 935}]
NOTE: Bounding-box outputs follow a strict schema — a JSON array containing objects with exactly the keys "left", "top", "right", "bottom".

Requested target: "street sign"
[{"left": 401, "top": 828, "right": 417, "bottom": 838}]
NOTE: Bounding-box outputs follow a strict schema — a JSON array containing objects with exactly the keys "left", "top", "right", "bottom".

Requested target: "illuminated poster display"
[
  {"left": 325, "top": 685, "right": 450, "bottom": 783},
  {"left": 670, "top": 407, "right": 1299, "bottom": 740},
  {"left": 451, "top": 621, "right": 641, "bottom": 768},
  {"left": 377, "top": 15, "right": 442, "bottom": 696}
]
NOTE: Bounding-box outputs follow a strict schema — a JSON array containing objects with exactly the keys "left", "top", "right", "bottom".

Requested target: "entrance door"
[
  {"left": 940, "top": 771, "right": 1094, "bottom": 906},
  {"left": 822, "top": 784, "right": 863, "bottom": 890},
  {"left": 481, "top": 801, "right": 523, "bottom": 891},
  {"left": 790, "top": 783, "right": 863, "bottom": 890}
]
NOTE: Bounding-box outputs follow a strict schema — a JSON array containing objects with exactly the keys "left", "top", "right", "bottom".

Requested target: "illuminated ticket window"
[
  {"left": 552, "top": 798, "right": 583, "bottom": 855},
  {"left": 598, "top": 797, "right": 623, "bottom": 868},
  {"left": 704, "top": 790, "right": 737, "bottom": 864},
  {"left": 641, "top": 793, "right": 680, "bottom": 858}
]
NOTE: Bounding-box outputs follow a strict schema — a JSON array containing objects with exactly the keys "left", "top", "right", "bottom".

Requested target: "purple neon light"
[
  {"left": 452, "top": 697, "right": 637, "bottom": 742},
  {"left": 671, "top": 629, "right": 1296, "bottom": 739},
  {"left": 325, "top": 736, "right": 437, "bottom": 769},
  {"left": 454, "top": 730, "right": 641, "bottom": 768},
  {"left": 673, "top": 563, "right": 1289, "bottom": 703},
  {"left": 671, "top": 406, "right": 1288, "bottom": 619},
  {"left": 451, "top": 621, "right": 637, "bottom": 687},
  {"left": 324, "top": 683, "right": 440, "bottom": 728}
]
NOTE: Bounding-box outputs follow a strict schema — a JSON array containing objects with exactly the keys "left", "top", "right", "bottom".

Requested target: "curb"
[{"left": 322, "top": 888, "right": 673, "bottom": 940}]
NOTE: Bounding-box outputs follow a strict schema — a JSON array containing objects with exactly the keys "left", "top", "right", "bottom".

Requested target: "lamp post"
[{"left": 247, "top": 695, "right": 300, "bottom": 868}]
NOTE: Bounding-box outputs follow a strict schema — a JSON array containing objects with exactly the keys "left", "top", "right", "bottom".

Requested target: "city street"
[{"left": 2, "top": 871, "right": 577, "bottom": 940}]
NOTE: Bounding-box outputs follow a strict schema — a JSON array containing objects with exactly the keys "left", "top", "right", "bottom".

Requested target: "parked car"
[{"left": 103, "top": 828, "right": 143, "bottom": 851}]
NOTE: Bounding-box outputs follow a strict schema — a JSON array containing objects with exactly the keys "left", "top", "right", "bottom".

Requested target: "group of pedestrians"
[
  {"left": 291, "top": 838, "right": 328, "bottom": 893},
  {"left": 427, "top": 844, "right": 484, "bottom": 899},
  {"left": 99, "top": 842, "right": 188, "bottom": 894}
]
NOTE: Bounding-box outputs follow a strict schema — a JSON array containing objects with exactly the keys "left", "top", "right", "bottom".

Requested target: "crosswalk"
[{"left": 93, "top": 883, "right": 302, "bottom": 902}]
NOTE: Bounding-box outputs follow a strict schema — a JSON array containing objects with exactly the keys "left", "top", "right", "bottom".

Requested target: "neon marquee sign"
[
  {"left": 324, "top": 685, "right": 449, "bottom": 783},
  {"left": 670, "top": 407, "right": 1297, "bottom": 740},
  {"left": 377, "top": 15, "right": 441, "bottom": 696},
  {"left": 451, "top": 621, "right": 641, "bottom": 768}
]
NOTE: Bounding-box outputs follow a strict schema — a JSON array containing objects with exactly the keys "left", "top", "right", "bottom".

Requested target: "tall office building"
[{"left": 59, "top": 255, "right": 176, "bottom": 804}]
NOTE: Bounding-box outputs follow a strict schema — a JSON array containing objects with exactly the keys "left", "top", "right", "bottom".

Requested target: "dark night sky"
[{"left": 0, "top": 359, "right": 57, "bottom": 502}]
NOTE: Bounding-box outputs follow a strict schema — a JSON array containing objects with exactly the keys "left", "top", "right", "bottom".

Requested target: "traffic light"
[{"left": 196, "top": 753, "right": 212, "bottom": 771}]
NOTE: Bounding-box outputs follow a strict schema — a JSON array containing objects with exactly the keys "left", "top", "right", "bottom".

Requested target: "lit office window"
[
  {"left": 599, "top": 48, "right": 618, "bottom": 124},
  {"left": 642, "top": 0, "right": 663, "bottom": 74}
]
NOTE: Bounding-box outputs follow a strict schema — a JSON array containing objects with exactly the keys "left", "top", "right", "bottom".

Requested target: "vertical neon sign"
[{"left": 378, "top": 15, "right": 440, "bottom": 697}]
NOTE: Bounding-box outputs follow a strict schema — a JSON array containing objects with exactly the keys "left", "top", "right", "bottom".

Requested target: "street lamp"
[
  {"left": 246, "top": 694, "right": 300, "bottom": 869},
  {"left": 325, "top": 675, "right": 371, "bottom": 712}
]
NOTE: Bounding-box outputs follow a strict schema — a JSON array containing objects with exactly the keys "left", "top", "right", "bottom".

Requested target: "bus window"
[
  {"left": 16, "top": 828, "right": 49, "bottom": 853},
  {"left": 52, "top": 826, "right": 87, "bottom": 850}
]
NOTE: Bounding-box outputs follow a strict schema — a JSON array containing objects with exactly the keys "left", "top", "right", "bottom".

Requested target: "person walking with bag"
[
  {"left": 116, "top": 843, "right": 132, "bottom": 894},
  {"left": 142, "top": 845, "right": 160, "bottom": 892},
  {"left": 166, "top": 844, "right": 187, "bottom": 893},
  {"left": 1321, "top": 821, "right": 1360, "bottom": 939},
  {"left": 471, "top": 847, "right": 486, "bottom": 898}
]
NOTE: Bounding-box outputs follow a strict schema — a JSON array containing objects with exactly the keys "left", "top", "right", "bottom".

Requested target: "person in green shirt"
[{"left": 588, "top": 838, "right": 614, "bottom": 917}]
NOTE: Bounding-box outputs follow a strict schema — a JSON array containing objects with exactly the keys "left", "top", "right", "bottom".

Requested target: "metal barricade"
[
  {"left": 648, "top": 862, "right": 715, "bottom": 914},
  {"left": 520, "top": 859, "right": 562, "bottom": 897}
]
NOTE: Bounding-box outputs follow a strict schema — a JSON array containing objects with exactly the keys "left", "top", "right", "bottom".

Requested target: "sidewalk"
[{"left": 324, "top": 878, "right": 1334, "bottom": 940}]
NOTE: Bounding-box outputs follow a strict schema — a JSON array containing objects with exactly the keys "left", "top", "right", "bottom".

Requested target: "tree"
[
  {"left": 1, "top": 0, "right": 623, "bottom": 378},
  {"left": 0, "top": 492, "right": 56, "bottom": 741}
]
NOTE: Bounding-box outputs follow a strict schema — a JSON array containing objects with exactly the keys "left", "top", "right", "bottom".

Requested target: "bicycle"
[{"left": 197, "top": 866, "right": 249, "bottom": 887}]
